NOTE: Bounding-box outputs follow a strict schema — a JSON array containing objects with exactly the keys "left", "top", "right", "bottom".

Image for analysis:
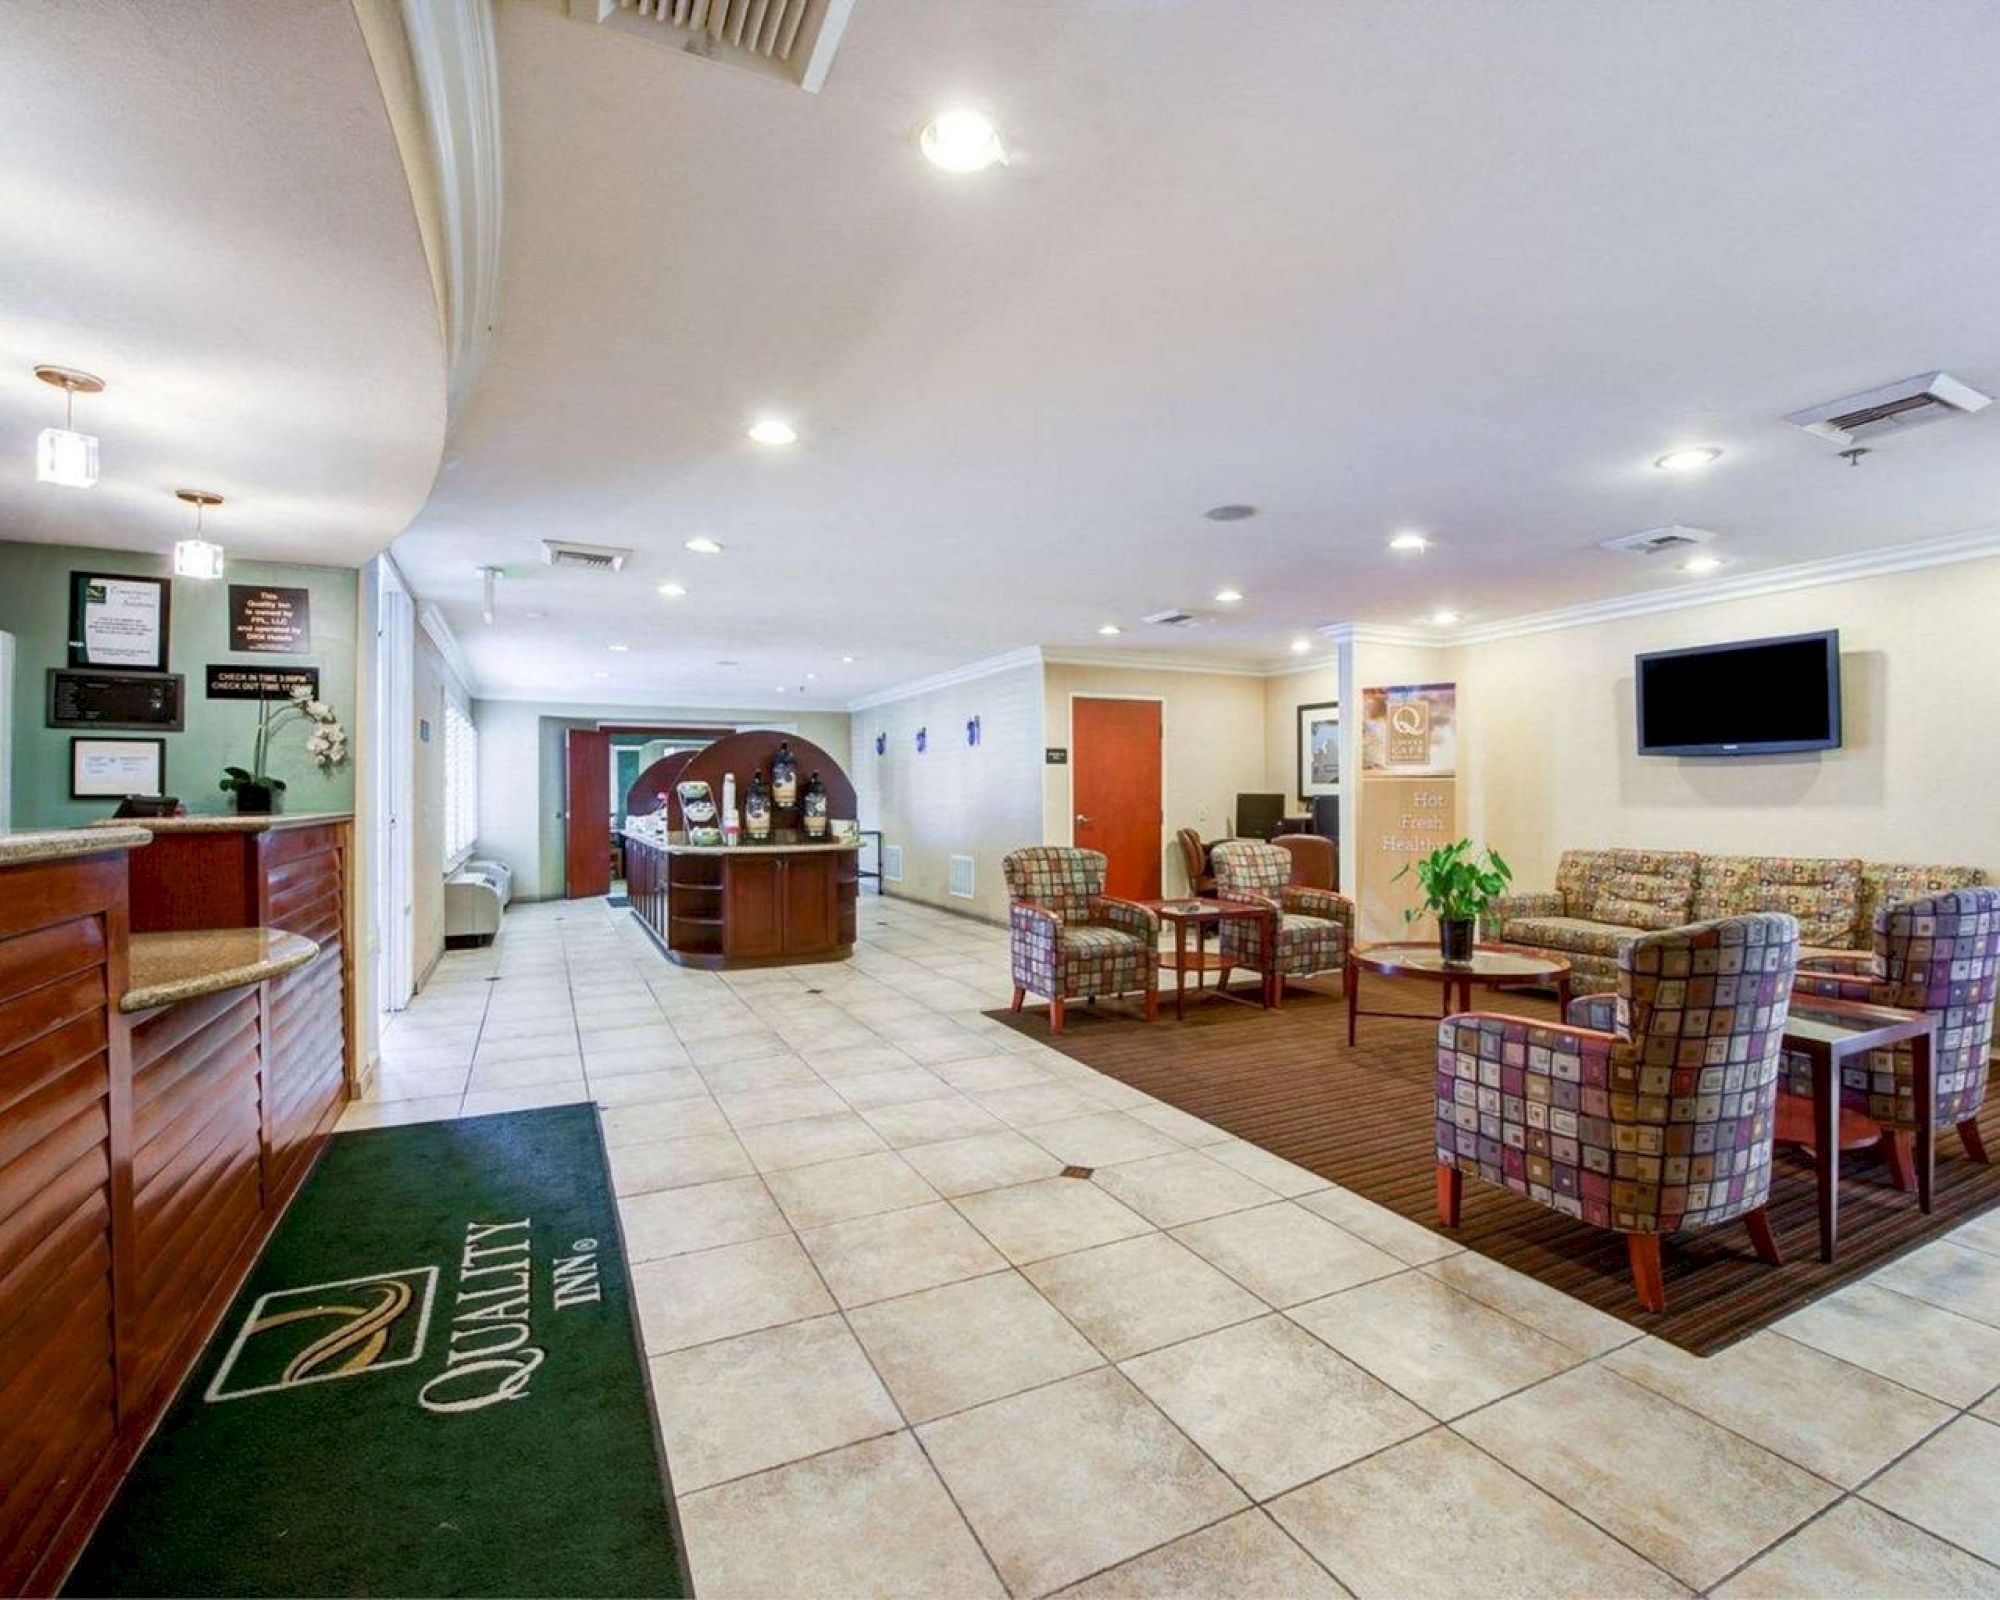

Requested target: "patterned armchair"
[
  {"left": 1211, "top": 840, "right": 1354, "bottom": 1008},
  {"left": 1782, "top": 887, "right": 2000, "bottom": 1182},
  {"left": 1002, "top": 847, "right": 1159, "bottom": 1034},
  {"left": 1436, "top": 914, "right": 1799, "bottom": 1312}
]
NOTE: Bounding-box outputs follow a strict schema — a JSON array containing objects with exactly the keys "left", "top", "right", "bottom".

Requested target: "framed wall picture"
[
  {"left": 68, "top": 571, "right": 171, "bottom": 672},
  {"left": 70, "top": 736, "right": 166, "bottom": 799},
  {"left": 1297, "top": 700, "right": 1341, "bottom": 801}
]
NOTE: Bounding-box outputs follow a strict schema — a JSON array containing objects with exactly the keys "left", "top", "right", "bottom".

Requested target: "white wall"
[
  {"left": 1455, "top": 556, "right": 2000, "bottom": 891},
  {"left": 473, "top": 698, "right": 851, "bottom": 900},
  {"left": 851, "top": 661, "right": 1044, "bottom": 922},
  {"left": 1042, "top": 662, "right": 1270, "bottom": 897}
]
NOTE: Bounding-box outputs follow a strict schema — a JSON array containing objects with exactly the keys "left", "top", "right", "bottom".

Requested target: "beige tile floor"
[{"left": 348, "top": 893, "right": 2000, "bottom": 1599}]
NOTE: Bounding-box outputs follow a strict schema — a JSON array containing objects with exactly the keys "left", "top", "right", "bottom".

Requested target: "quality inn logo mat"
[
  {"left": 206, "top": 1267, "right": 439, "bottom": 1401},
  {"left": 65, "top": 1106, "right": 686, "bottom": 1599}
]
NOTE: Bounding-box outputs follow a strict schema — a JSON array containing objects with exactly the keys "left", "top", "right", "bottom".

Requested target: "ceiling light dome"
[
  {"left": 685, "top": 536, "right": 724, "bottom": 555},
  {"left": 1097, "top": 624, "right": 1122, "bottom": 636},
  {"left": 920, "top": 109, "right": 1006, "bottom": 173},
  {"left": 1430, "top": 609, "right": 1461, "bottom": 627},
  {"left": 747, "top": 417, "right": 798, "bottom": 446},
  {"left": 1289, "top": 637, "right": 1312, "bottom": 654},
  {"left": 1654, "top": 446, "right": 1722, "bottom": 472},
  {"left": 1389, "top": 531, "right": 1429, "bottom": 553}
]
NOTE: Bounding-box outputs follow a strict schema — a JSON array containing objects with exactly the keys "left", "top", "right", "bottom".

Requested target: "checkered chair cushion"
[
  {"left": 1002, "top": 847, "right": 1159, "bottom": 1003},
  {"left": 1436, "top": 913, "right": 1798, "bottom": 1235},
  {"left": 1783, "top": 887, "right": 2000, "bottom": 1128},
  {"left": 1210, "top": 840, "right": 1353, "bottom": 978}
]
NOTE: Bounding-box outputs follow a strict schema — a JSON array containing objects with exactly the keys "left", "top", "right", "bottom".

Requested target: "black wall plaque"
[
  {"left": 228, "top": 584, "right": 311, "bottom": 653},
  {"left": 1045, "top": 747, "right": 1069, "bottom": 764},
  {"left": 47, "top": 669, "right": 186, "bottom": 731},
  {"left": 205, "top": 664, "right": 321, "bottom": 702}
]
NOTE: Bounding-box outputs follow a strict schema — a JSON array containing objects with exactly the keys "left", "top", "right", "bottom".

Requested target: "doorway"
[{"left": 1070, "top": 696, "right": 1163, "bottom": 901}]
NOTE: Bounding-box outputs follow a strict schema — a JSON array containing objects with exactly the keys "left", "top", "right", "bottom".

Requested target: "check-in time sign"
[{"left": 228, "top": 585, "right": 311, "bottom": 654}]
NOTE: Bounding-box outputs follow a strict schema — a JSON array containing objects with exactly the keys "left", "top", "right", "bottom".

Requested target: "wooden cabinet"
[{"left": 624, "top": 837, "right": 857, "bottom": 969}]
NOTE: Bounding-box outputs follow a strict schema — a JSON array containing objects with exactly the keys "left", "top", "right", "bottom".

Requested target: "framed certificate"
[
  {"left": 69, "top": 571, "right": 171, "bottom": 672},
  {"left": 70, "top": 736, "right": 166, "bottom": 799}
]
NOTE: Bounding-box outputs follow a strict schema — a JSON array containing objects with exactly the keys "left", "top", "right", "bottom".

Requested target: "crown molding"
[
  {"left": 1314, "top": 623, "right": 1450, "bottom": 649},
  {"left": 1449, "top": 524, "right": 2000, "bottom": 645},
  {"left": 401, "top": 0, "right": 503, "bottom": 424},
  {"left": 1041, "top": 647, "right": 1269, "bottom": 678},
  {"left": 845, "top": 646, "right": 1044, "bottom": 711},
  {"left": 416, "top": 599, "right": 477, "bottom": 697}
]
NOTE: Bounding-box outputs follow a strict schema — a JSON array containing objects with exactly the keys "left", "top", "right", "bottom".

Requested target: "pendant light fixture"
[
  {"left": 172, "top": 490, "right": 226, "bottom": 579},
  {"left": 34, "top": 365, "right": 105, "bottom": 487}
]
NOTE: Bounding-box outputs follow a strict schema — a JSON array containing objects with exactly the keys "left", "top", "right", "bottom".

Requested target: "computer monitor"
[
  {"left": 1309, "top": 793, "right": 1340, "bottom": 844},
  {"left": 1234, "top": 793, "right": 1284, "bottom": 840}
]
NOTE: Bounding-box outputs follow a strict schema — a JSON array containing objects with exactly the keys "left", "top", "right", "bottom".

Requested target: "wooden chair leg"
[
  {"left": 1144, "top": 987, "right": 1158, "bottom": 1023},
  {"left": 1625, "top": 1234, "right": 1667, "bottom": 1313},
  {"left": 1961, "top": 1118, "right": 1991, "bottom": 1164},
  {"left": 1049, "top": 997, "right": 1065, "bottom": 1036},
  {"left": 1436, "top": 1163, "right": 1462, "bottom": 1227},
  {"left": 1010, "top": 986, "right": 1025, "bottom": 1014},
  {"left": 1882, "top": 1129, "right": 1917, "bottom": 1192},
  {"left": 1269, "top": 970, "right": 1284, "bottom": 1009},
  {"left": 1743, "top": 1206, "right": 1783, "bottom": 1266},
  {"left": 1217, "top": 963, "right": 1233, "bottom": 993}
]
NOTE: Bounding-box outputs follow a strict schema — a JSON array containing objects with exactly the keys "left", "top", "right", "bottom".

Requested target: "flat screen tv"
[{"left": 1636, "top": 630, "right": 1841, "bottom": 756}]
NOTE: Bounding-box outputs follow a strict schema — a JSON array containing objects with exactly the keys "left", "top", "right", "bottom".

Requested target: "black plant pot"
[
  {"left": 1438, "top": 916, "right": 1476, "bottom": 965},
  {"left": 231, "top": 781, "right": 279, "bottom": 816}
]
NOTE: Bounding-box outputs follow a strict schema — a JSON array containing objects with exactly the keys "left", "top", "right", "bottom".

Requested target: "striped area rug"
[{"left": 988, "top": 976, "right": 2000, "bottom": 1354}]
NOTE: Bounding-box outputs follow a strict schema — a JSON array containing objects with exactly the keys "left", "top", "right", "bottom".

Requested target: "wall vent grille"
[
  {"left": 947, "top": 853, "right": 975, "bottom": 899},
  {"left": 1786, "top": 371, "right": 1992, "bottom": 446},
  {"left": 567, "top": 0, "right": 856, "bottom": 93},
  {"left": 882, "top": 843, "right": 904, "bottom": 882}
]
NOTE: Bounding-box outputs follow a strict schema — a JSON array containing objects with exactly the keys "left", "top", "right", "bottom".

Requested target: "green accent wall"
[{"left": 0, "top": 540, "right": 359, "bottom": 828}]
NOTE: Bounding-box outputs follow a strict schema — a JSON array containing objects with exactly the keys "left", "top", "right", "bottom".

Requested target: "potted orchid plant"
[{"left": 220, "top": 686, "right": 349, "bottom": 815}]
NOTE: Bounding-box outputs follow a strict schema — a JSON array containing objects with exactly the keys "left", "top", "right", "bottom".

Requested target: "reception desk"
[
  {"left": 624, "top": 830, "right": 859, "bottom": 967},
  {"left": 0, "top": 817, "right": 355, "bottom": 1593}
]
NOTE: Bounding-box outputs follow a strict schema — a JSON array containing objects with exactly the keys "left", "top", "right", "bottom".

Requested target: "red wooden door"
[
  {"left": 1071, "top": 697, "right": 1162, "bottom": 901},
  {"left": 564, "top": 729, "right": 612, "bottom": 899}
]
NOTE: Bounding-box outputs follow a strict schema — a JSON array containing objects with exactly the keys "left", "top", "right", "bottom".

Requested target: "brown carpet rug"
[{"left": 987, "top": 976, "right": 2000, "bottom": 1355}]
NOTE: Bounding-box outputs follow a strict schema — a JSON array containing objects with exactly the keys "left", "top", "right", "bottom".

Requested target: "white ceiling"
[
  {"left": 394, "top": 0, "right": 2000, "bottom": 708},
  {"left": 0, "top": 0, "right": 444, "bottom": 568}
]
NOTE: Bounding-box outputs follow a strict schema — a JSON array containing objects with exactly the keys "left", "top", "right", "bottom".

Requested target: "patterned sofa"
[{"left": 1484, "top": 849, "right": 1985, "bottom": 994}]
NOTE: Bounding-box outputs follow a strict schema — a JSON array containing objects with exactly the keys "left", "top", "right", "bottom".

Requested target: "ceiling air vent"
[
  {"left": 1599, "top": 525, "right": 1718, "bottom": 557},
  {"left": 540, "top": 539, "right": 632, "bottom": 572},
  {"left": 566, "top": 0, "right": 857, "bottom": 94},
  {"left": 1142, "top": 607, "right": 1200, "bottom": 628},
  {"left": 1786, "top": 372, "right": 1992, "bottom": 446}
]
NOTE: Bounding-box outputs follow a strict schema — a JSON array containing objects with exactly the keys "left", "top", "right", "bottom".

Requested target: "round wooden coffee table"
[{"left": 1347, "top": 941, "right": 1572, "bottom": 1045}]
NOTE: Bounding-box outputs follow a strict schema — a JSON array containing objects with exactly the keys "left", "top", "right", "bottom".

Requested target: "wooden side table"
[
  {"left": 1146, "top": 898, "right": 1273, "bottom": 1019},
  {"left": 1781, "top": 997, "right": 1938, "bottom": 1262}
]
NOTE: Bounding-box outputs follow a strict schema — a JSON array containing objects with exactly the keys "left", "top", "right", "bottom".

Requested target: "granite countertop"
[
  {"left": 93, "top": 811, "right": 353, "bottom": 835},
  {"left": 624, "top": 831, "right": 860, "bottom": 857},
  {"left": 122, "top": 927, "right": 320, "bottom": 1014},
  {"left": 0, "top": 825, "right": 153, "bottom": 867}
]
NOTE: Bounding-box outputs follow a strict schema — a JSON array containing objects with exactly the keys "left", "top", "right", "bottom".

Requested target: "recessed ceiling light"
[
  {"left": 1680, "top": 554, "right": 1725, "bottom": 575},
  {"left": 1389, "top": 531, "right": 1429, "bottom": 553},
  {"left": 1431, "top": 609, "right": 1461, "bottom": 627},
  {"left": 1214, "top": 588, "right": 1244, "bottom": 604},
  {"left": 1097, "top": 624, "right": 1122, "bottom": 636},
  {"left": 774, "top": 685, "right": 786, "bottom": 693},
  {"left": 1654, "top": 446, "right": 1722, "bottom": 472},
  {"left": 608, "top": 643, "right": 629, "bottom": 652},
  {"left": 685, "top": 536, "right": 724, "bottom": 555},
  {"left": 592, "top": 670, "right": 609, "bottom": 679},
  {"left": 919, "top": 109, "right": 1006, "bottom": 173},
  {"left": 657, "top": 581, "right": 687, "bottom": 597},
  {"left": 1289, "top": 637, "right": 1312, "bottom": 654},
  {"left": 1204, "top": 503, "right": 1257, "bottom": 522},
  {"left": 747, "top": 417, "right": 798, "bottom": 447},
  {"left": 841, "top": 654, "right": 855, "bottom": 663},
  {"left": 805, "top": 672, "right": 816, "bottom": 680}
]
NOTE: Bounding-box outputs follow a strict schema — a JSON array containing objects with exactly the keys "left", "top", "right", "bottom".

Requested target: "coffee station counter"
[{"left": 623, "top": 829, "right": 860, "bottom": 968}]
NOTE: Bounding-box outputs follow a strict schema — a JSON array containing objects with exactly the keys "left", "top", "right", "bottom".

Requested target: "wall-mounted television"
[{"left": 1636, "top": 630, "right": 1842, "bottom": 756}]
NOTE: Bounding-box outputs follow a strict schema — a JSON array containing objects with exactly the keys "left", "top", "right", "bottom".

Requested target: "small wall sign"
[
  {"left": 70, "top": 736, "right": 166, "bottom": 799},
  {"left": 205, "top": 665, "right": 320, "bottom": 702},
  {"left": 228, "top": 584, "right": 311, "bottom": 654},
  {"left": 1045, "top": 747, "right": 1069, "bottom": 764},
  {"left": 47, "top": 669, "right": 185, "bottom": 730},
  {"left": 69, "top": 571, "right": 170, "bottom": 672}
]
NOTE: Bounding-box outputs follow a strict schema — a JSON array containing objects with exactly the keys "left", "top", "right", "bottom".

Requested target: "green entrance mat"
[{"left": 66, "top": 1105, "right": 687, "bottom": 1599}]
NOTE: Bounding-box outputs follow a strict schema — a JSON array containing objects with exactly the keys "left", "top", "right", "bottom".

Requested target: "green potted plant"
[
  {"left": 220, "top": 687, "right": 349, "bottom": 815},
  {"left": 1396, "top": 839, "right": 1512, "bottom": 964}
]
